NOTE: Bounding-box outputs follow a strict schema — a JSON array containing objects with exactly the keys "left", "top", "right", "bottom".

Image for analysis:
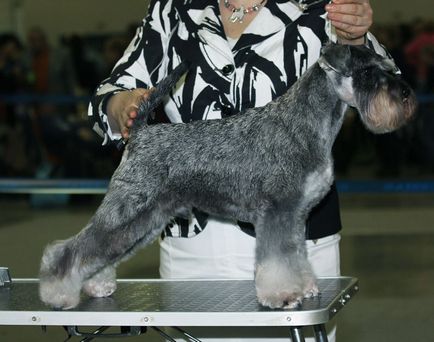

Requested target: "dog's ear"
[
  {"left": 318, "top": 43, "right": 352, "bottom": 77},
  {"left": 318, "top": 43, "right": 356, "bottom": 105}
]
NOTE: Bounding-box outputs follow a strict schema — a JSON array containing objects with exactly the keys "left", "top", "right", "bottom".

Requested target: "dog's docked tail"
[
  {"left": 116, "top": 62, "right": 189, "bottom": 150},
  {"left": 135, "top": 61, "right": 189, "bottom": 125}
]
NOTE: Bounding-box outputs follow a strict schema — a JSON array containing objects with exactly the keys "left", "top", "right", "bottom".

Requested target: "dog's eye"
[
  {"left": 401, "top": 86, "right": 411, "bottom": 99},
  {"left": 360, "top": 69, "right": 370, "bottom": 77}
]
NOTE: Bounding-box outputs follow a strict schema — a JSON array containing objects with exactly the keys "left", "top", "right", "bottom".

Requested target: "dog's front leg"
[{"left": 254, "top": 211, "right": 318, "bottom": 309}]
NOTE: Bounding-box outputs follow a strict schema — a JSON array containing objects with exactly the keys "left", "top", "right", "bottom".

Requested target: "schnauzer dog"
[{"left": 39, "top": 44, "right": 416, "bottom": 310}]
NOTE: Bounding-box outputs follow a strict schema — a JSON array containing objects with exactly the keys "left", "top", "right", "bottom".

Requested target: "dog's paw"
[
  {"left": 83, "top": 281, "right": 116, "bottom": 298},
  {"left": 83, "top": 266, "right": 117, "bottom": 298},
  {"left": 83, "top": 278, "right": 117, "bottom": 298},
  {"left": 256, "top": 280, "right": 319, "bottom": 309},
  {"left": 255, "top": 259, "right": 318, "bottom": 309},
  {"left": 39, "top": 241, "right": 82, "bottom": 310},
  {"left": 257, "top": 289, "right": 304, "bottom": 309},
  {"left": 39, "top": 277, "right": 81, "bottom": 310},
  {"left": 302, "top": 278, "right": 319, "bottom": 299}
]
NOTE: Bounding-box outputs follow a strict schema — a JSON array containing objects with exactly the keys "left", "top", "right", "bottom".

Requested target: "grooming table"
[{"left": 0, "top": 268, "right": 358, "bottom": 341}]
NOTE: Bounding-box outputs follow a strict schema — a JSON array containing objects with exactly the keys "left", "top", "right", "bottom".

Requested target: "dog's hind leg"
[
  {"left": 254, "top": 210, "right": 317, "bottom": 309},
  {"left": 82, "top": 202, "right": 171, "bottom": 299},
  {"left": 39, "top": 184, "right": 171, "bottom": 309}
]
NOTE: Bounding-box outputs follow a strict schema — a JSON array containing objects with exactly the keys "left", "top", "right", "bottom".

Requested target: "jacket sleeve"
[{"left": 87, "top": 0, "right": 174, "bottom": 145}]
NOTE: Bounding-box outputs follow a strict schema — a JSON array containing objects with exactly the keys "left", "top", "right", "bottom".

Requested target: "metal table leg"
[
  {"left": 313, "top": 324, "right": 328, "bottom": 342},
  {"left": 290, "top": 326, "right": 305, "bottom": 342}
]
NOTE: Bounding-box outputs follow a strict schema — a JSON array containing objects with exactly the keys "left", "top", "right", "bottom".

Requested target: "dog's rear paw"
[
  {"left": 83, "top": 278, "right": 117, "bottom": 298},
  {"left": 39, "top": 239, "right": 83, "bottom": 309},
  {"left": 83, "top": 266, "right": 117, "bottom": 298},
  {"left": 39, "top": 278, "right": 81, "bottom": 310}
]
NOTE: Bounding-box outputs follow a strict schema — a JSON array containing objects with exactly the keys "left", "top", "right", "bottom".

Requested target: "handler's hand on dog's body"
[{"left": 107, "top": 88, "right": 153, "bottom": 140}]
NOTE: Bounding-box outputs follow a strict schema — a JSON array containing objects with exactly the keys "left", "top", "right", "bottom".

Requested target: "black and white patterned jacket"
[{"left": 88, "top": 0, "right": 390, "bottom": 240}]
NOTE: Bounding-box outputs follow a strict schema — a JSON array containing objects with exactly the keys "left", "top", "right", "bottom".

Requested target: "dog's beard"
[{"left": 361, "top": 86, "right": 416, "bottom": 134}]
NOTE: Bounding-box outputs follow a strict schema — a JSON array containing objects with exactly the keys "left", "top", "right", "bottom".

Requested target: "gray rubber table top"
[{"left": 0, "top": 277, "right": 358, "bottom": 327}]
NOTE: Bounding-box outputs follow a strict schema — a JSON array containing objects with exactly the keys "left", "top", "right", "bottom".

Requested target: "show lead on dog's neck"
[{"left": 85, "top": 1, "right": 392, "bottom": 340}]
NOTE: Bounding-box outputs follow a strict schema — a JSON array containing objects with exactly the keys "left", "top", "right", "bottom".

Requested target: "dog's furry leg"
[
  {"left": 39, "top": 237, "right": 83, "bottom": 309},
  {"left": 39, "top": 183, "right": 170, "bottom": 309},
  {"left": 254, "top": 211, "right": 318, "bottom": 309}
]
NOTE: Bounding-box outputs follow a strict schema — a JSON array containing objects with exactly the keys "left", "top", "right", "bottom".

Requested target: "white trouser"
[{"left": 159, "top": 218, "right": 341, "bottom": 341}]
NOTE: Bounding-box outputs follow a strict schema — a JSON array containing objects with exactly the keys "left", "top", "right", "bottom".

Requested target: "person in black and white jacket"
[{"left": 88, "top": 0, "right": 387, "bottom": 340}]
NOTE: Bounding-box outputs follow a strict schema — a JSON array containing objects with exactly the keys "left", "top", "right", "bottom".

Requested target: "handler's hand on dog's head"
[
  {"left": 107, "top": 88, "right": 153, "bottom": 140},
  {"left": 326, "top": 0, "right": 373, "bottom": 45}
]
